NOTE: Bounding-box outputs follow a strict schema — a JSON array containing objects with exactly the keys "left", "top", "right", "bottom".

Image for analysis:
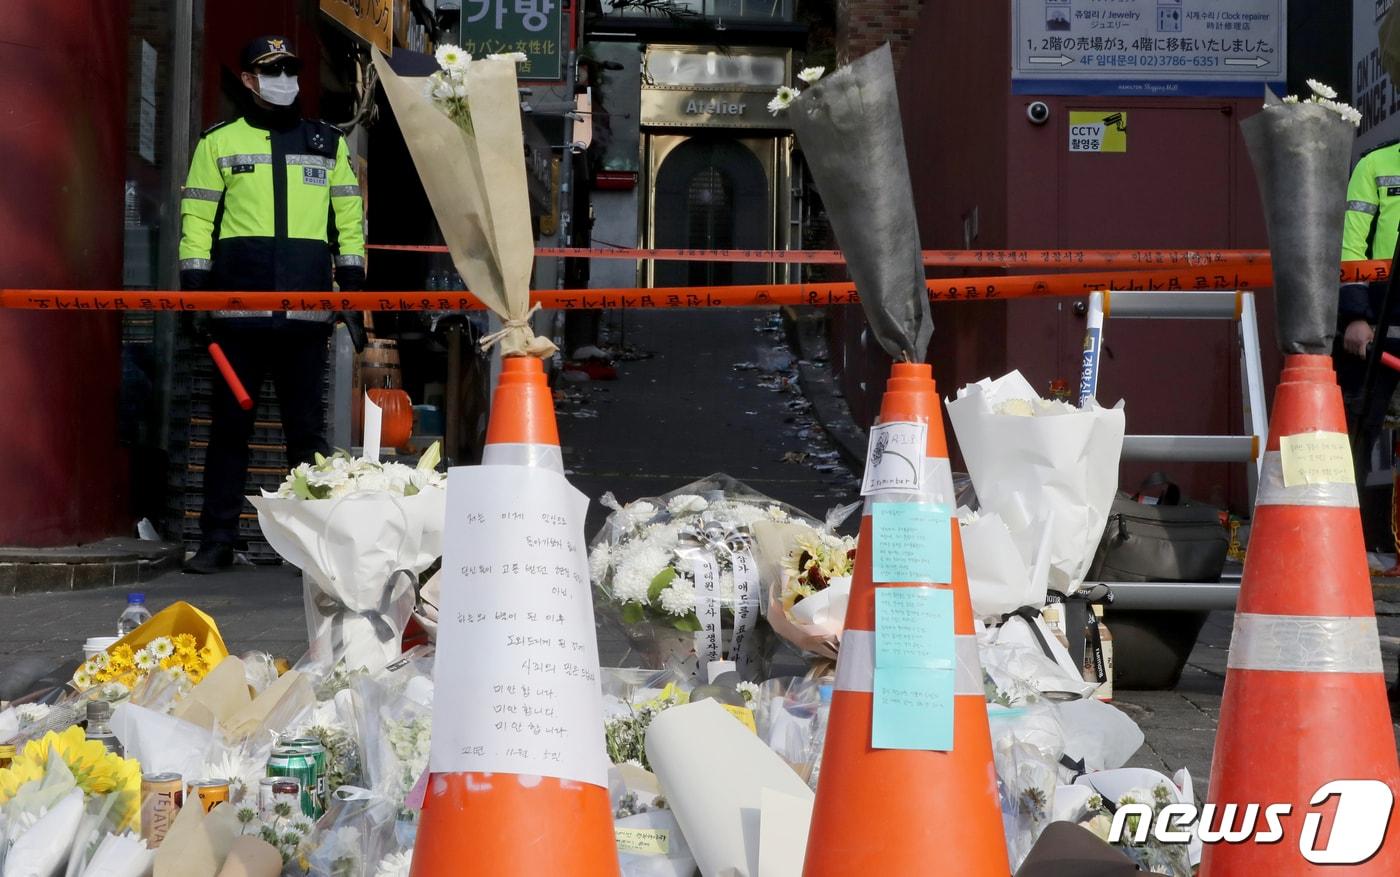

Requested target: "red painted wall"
[
  {"left": 0, "top": 1, "right": 131, "bottom": 545},
  {"left": 863, "top": 3, "right": 1274, "bottom": 511}
]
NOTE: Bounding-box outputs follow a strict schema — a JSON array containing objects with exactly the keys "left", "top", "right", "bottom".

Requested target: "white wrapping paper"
[
  {"left": 79, "top": 833, "right": 154, "bottom": 877},
  {"left": 947, "top": 371, "right": 1124, "bottom": 596},
  {"left": 251, "top": 488, "right": 445, "bottom": 671},
  {"left": 3, "top": 789, "right": 84, "bottom": 877},
  {"left": 644, "top": 700, "right": 813, "bottom": 877}
]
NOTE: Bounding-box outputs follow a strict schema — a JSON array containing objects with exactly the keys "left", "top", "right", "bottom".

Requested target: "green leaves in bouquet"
[
  {"left": 291, "top": 470, "right": 331, "bottom": 500},
  {"left": 647, "top": 567, "right": 677, "bottom": 603},
  {"left": 620, "top": 602, "right": 647, "bottom": 625},
  {"left": 670, "top": 612, "right": 703, "bottom": 632}
]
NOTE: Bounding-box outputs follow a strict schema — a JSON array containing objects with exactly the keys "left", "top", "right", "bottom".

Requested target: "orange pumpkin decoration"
[{"left": 368, "top": 386, "right": 414, "bottom": 449}]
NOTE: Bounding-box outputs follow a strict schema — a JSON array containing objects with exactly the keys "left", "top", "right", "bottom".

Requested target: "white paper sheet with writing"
[{"left": 429, "top": 464, "right": 609, "bottom": 788}]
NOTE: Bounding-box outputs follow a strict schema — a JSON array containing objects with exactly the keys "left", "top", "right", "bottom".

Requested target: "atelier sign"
[{"left": 641, "top": 88, "right": 788, "bottom": 130}]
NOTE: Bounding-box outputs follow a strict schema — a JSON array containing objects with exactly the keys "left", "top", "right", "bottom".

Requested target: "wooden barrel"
[{"left": 360, "top": 338, "right": 402, "bottom": 390}]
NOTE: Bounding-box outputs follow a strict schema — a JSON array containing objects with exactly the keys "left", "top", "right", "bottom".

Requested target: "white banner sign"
[{"left": 429, "top": 464, "right": 608, "bottom": 788}]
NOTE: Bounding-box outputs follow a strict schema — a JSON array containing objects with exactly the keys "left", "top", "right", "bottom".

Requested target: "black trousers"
[{"left": 200, "top": 320, "right": 332, "bottom": 545}]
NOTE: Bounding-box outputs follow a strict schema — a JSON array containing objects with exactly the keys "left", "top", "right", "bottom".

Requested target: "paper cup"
[{"left": 83, "top": 636, "right": 118, "bottom": 660}]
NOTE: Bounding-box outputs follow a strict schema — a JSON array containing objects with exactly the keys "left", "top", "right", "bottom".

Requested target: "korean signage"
[
  {"left": 1012, "top": 0, "right": 1285, "bottom": 96},
  {"left": 1354, "top": 0, "right": 1400, "bottom": 156},
  {"left": 1068, "top": 110, "right": 1128, "bottom": 151},
  {"left": 321, "top": 0, "right": 393, "bottom": 55},
  {"left": 460, "top": 0, "right": 569, "bottom": 82}
]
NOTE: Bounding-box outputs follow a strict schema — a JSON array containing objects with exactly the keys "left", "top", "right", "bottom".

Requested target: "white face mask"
[{"left": 256, "top": 73, "right": 299, "bottom": 107}]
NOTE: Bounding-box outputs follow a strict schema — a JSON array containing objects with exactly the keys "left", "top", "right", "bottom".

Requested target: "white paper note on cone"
[
  {"left": 363, "top": 393, "right": 383, "bottom": 463},
  {"left": 430, "top": 464, "right": 608, "bottom": 788}
]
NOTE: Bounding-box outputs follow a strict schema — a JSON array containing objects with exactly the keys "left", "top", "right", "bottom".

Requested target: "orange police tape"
[
  {"left": 1, "top": 260, "right": 1387, "bottom": 311},
  {"left": 372, "top": 243, "right": 1275, "bottom": 270}
]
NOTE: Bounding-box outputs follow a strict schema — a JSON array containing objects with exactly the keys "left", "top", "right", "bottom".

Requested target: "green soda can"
[
  {"left": 280, "top": 737, "right": 329, "bottom": 804},
  {"left": 267, "top": 745, "right": 324, "bottom": 818}
]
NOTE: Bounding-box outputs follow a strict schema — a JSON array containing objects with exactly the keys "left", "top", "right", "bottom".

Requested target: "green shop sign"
[{"left": 459, "top": 0, "right": 568, "bottom": 82}]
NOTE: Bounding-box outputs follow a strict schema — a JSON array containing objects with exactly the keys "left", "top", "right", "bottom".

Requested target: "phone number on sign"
[{"left": 1082, "top": 55, "right": 1222, "bottom": 68}]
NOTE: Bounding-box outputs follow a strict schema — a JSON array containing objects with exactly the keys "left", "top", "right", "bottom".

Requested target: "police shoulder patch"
[{"left": 200, "top": 119, "right": 234, "bottom": 139}]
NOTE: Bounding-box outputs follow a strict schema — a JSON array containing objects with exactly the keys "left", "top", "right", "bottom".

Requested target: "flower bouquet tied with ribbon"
[
  {"left": 250, "top": 443, "right": 446, "bottom": 673},
  {"left": 590, "top": 475, "right": 828, "bottom": 676},
  {"left": 373, "top": 45, "right": 554, "bottom": 360}
]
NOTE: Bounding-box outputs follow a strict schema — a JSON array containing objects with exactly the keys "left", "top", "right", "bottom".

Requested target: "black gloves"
[
  {"left": 180, "top": 269, "right": 211, "bottom": 291},
  {"left": 334, "top": 311, "right": 367, "bottom": 352},
  {"left": 336, "top": 265, "right": 366, "bottom": 292}
]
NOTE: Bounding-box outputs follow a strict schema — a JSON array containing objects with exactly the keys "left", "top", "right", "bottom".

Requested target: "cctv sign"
[
  {"left": 1108, "top": 780, "right": 1394, "bottom": 865},
  {"left": 1069, "top": 110, "right": 1127, "bottom": 152}
]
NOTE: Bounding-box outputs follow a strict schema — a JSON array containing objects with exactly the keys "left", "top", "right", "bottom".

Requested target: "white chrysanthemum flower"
[
  {"left": 666, "top": 494, "right": 709, "bottom": 516},
  {"left": 99, "top": 682, "right": 130, "bottom": 701},
  {"left": 134, "top": 649, "right": 157, "bottom": 671},
  {"left": 765, "top": 505, "right": 790, "bottom": 522},
  {"left": 588, "top": 543, "right": 613, "bottom": 582},
  {"left": 376, "top": 851, "right": 414, "bottom": 877},
  {"left": 797, "top": 66, "right": 825, "bottom": 84},
  {"left": 487, "top": 52, "right": 529, "bottom": 63},
  {"left": 737, "top": 681, "right": 761, "bottom": 704},
  {"left": 767, "top": 85, "right": 798, "bottom": 115},
  {"left": 618, "top": 501, "right": 658, "bottom": 528},
  {"left": 435, "top": 44, "right": 471, "bottom": 74},
  {"left": 1306, "top": 78, "right": 1337, "bottom": 100},
  {"left": 1342, "top": 104, "right": 1363, "bottom": 126},
  {"left": 611, "top": 564, "right": 655, "bottom": 604},
  {"left": 14, "top": 703, "right": 51, "bottom": 724},
  {"left": 149, "top": 637, "right": 175, "bottom": 659},
  {"left": 1279, "top": 94, "right": 1299, "bottom": 104},
  {"left": 89, "top": 651, "right": 109, "bottom": 671},
  {"left": 73, "top": 669, "right": 93, "bottom": 689},
  {"left": 658, "top": 580, "right": 696, "bottom": 616}
]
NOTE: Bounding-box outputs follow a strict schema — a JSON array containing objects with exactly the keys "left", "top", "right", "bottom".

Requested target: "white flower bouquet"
[
  {"left": 250, "top": 445, "right": 446, "bottom": 673},
  {"left": 589, "top": 475, "right": 822, "bottom": 675}
]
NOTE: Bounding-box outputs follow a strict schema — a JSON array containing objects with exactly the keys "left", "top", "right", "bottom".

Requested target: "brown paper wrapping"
[
  {"left": 372, "top": 51, "right": 554, "bottom": 358},
  {"left": 214, "top": 836, "right": 284, "bottom": 877},
  {"left": 153, "top": 798, "right": 238, "bottom": 877}
]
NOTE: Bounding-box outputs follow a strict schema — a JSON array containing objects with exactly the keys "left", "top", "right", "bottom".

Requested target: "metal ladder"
[{"left": 1078, "top": 289, "right": 1268, "bottom": 610}]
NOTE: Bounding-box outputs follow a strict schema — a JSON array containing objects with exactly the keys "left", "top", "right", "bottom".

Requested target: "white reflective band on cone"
[
  {"left": 1255, "top": 451, "right": 1359, "bottom": 508},
  {"left": 1227, "top": 612, "right": 1383, "bottom": 674},
  {"left": 863, "top": 457, "right": 957, "bottom": 513},
  {"left": 834, "top": 629, "right": 983, "bottom": 695},
  {"left": 481, "top": 443, "right": 565, "bottom": 473}
]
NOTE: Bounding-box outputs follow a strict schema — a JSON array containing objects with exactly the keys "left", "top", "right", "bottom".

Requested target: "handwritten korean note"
[
  {"left": 871, "top": 502, "right": 952, "bottom": 583},
  {"left": 615, "top": 828, "right": 670, "bottom": 856},
  {"left": 861, "top": 421, "right": 928, "bottom": 495},
  {"left": 429, "top": 464, "right": 608, "bottom": 788},
  {"left": 872, "top": 586, "right": 955, "bottom": 751},
  {"left": 1279, "top": 431, "right": 1354, "bottom": 487}
]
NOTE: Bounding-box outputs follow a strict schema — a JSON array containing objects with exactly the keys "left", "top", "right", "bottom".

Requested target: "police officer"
[
  {"left": 180, "top": 36, "right": 365, "bottom": 573},
  {"left": 1340, "top": 140, "right": 1400, "bottom": 487}
]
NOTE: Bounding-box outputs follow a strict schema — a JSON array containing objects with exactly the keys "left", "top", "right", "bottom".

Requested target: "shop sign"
[
  {"left": 321, "top": 0, "right": 394, "bottom": 55},
  {"left": 641, "top": 88, "right": 788, "bottom": 130},
  {"left": 459, "top": 0, "right": 569, "bottom": 82}
]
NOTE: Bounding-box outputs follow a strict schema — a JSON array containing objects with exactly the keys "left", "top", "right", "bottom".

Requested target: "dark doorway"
[{"left": 653, "top": 137, "right": 769, "bottom": 286}]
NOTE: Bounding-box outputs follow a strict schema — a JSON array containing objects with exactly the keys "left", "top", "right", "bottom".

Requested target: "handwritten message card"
[
  {"left": 861, "top": 421, "right": 928, "bottom": 495},
  {"left": 430, "top": 464, "right": 608, "bottom": 788},
  {"left": 1279, "top": 431, "right": 1354, "bottom": 487},
  {"left": 871, "top": 502, "right": 952, "bottom": 583},
  {"left": 872, "top": 586, "right": 955, "bottom": 751}
]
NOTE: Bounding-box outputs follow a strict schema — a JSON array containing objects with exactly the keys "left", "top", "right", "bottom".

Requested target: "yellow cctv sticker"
[
  {"left": 1280, "top": 431, "right": 1354, "bottom": 487},
  {"left": 1069, "top": 111, "right": 1128, "bottom": 153}
]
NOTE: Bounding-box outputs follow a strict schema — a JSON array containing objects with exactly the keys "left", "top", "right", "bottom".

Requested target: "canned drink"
[
  {"left": 257, "top": 776, "right": 302, "bottom": 819},
  {"left": 279, "top": 739, "right": 328, "bottom": 810},
  {"left": 140, "top": 772, "right": 183, "bottom": 848},
  {"left": 267, "top": 746, "right": 323, "bottom": 818},
  {"left": 187, "top": 779, "right": 231, "bottom": 813}
]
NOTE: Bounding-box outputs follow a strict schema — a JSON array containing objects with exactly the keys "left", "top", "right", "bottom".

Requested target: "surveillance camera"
[{"left": 1027, "top": 101, "right": 1050, "bottom": 125}]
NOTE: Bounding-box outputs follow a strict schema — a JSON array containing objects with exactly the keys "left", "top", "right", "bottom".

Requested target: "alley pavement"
[{"left": 3, "top": 308, "right": 1399, "bottom": 802}]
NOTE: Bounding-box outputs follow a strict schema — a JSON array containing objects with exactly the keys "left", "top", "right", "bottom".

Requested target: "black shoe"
[{"left": 184, "top": 543, "right": 234, "bottom": 574}]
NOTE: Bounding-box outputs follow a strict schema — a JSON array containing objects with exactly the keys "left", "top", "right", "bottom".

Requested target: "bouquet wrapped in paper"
[
  {"left": 250, "top": 446, "right": 446, "bottom": 672},
  {"left": 750, "top": 507, "right": 859, "bottom": 661},
  {"left": 947, "top": 371, "right": 1125, "bottom": 606},
  {"left": 589, "top": 474, "right": 826, "bottom": 677}
]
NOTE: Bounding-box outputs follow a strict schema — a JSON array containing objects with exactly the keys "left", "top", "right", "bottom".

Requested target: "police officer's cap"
[{"left": 241, "top": 36, "right": 299, "bottom": 71}]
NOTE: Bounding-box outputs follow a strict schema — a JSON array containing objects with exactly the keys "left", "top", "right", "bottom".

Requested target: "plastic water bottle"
[
  {"left": 116, "top": 593, "right": 152, "bottom": 636},
  {"left": 806, "top": 684, "right": 834, "bottom": 791}
]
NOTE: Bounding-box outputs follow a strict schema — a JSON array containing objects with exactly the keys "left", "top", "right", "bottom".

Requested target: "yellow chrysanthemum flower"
[
  {"left": 0, "top": 727, "right": 142, "bottom": 830},
  {"left": 111, "top": 644, "right": 134, "bottom": 661},
  {"left": 173, "top": 633, "right": 197, "bottom": 649}
]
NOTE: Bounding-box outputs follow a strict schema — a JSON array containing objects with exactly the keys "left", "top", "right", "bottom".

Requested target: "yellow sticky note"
[
  {"left": 722, "top": 704, "right": 758, "bottom": 734},
  {"left": 615, "top": 827, "right": 670, "bottom": 856},
  {"left": 1279, "top": 432, "right": 1354, "bottom": 487}
]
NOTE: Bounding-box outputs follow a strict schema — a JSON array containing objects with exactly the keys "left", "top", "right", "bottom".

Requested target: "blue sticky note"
[
  {"left": 876, "top": 587, "right": 955, "bottom": 670},
  {"left": 872, "top": 666, "right": 955, "bottom": 750},
  {"left": 871, "top": 502, "right": 952, "bottom": 584}
]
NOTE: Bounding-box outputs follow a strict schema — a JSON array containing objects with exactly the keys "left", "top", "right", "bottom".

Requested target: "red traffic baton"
[
  {"left": 1383, "top": 350, "right": 1400, "bottom": 373},
  {"left": 208, "top": 342, "right": 253, "bottom": 411}
]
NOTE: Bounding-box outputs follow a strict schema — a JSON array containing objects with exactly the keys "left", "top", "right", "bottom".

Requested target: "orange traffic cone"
[
  {"left": 803, "top": 362, "right": 1010, "bottom": 875},
  {"left": 410, "top": 356, "right": 620, "bottom": 877},
  {"left": 1201, "top": 354, "right": 1400, "bottom": 874}
]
